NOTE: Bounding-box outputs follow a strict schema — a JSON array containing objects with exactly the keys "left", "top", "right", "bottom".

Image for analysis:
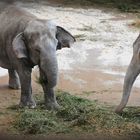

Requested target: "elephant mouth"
[
  {"left": 56, "top": 42, "right": 71, "bottom": 50},
  {"left": 56, "top": 42, "right": 62, "bottom": 50},
  {"left": 29, "top": 59, "right": 36, "bottom": 68}
]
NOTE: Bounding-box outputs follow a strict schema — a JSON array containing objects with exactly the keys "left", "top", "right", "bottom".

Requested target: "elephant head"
[
  {"left": 12, "top": 19, "right": 75, "bottom": 69},
  {"left": 115, "top": 34, "right": 140, "bottom": 114},
  {"left": 12, "top": 19, "right": 75, "bottom": 109}
]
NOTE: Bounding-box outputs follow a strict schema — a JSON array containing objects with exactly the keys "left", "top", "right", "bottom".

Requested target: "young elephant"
[
  {"left": 0, "top": 6, "right": 75, "bottom": 109},
  {"left": 115, "top": 34, "right": 140, "bottom": 114}
]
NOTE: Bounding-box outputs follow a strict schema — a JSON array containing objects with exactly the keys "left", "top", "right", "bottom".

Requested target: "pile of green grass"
[{"left": 11, "top": 91, "right": 140, "bottom": 136}]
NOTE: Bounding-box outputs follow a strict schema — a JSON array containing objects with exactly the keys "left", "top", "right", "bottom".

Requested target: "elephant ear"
[
  {"left": 56, "top": 26, "right": 76, "bottom": 50},
  {"left": 12, "top": 33, "right": 28, "bottom": 59}
]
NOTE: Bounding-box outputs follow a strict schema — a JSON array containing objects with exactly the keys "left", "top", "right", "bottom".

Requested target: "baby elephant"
[
  {"left": 0, "top": 6, "right": 75, "bottom": 109},
  {"left": 115, "top": 34, "right": 140, "bottom": 114}
]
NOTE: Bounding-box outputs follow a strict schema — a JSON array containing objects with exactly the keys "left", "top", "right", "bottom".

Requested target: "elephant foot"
[
  {"left": 45, "top": 101, "right": 60, "bottom": 110},
  {"left": 19, "top": 96, "right": 36, "bottom": 109},
  {"left": 115, "top": 107, "right": 123, "bottom": 115},
  {"left": 19, "top": 101, "right": 36, "bottom": 109},
  {"left": 9, "top": 79, "right": 20, "bottom": 89}
]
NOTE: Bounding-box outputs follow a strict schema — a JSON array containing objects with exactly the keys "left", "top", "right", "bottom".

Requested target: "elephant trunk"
[
  {"left": 40, "top": 51, "right": 58, "bottom": 88},
  {"left": 115, "top": 57, "right": 140, "bottom": 114}
]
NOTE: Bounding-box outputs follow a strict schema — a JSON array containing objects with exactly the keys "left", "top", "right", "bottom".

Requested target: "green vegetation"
[
  {"left": 53, "top": 0, "right": 140, "bottom": 13},
  {"left": 10, "top": 91, "right": 140, "bottom": 136}
]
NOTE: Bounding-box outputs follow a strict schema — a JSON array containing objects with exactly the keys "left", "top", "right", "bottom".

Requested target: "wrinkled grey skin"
[
  {"left": 115, "top": 34, "right": 140, "bottom": 114},
  {"left": 0, "top": 6, "right": 75, "bottom": 109}
]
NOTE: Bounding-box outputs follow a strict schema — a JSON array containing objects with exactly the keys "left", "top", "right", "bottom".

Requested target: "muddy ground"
[{"left": 0, "top": 0, "right": 140, "bottom": 135}]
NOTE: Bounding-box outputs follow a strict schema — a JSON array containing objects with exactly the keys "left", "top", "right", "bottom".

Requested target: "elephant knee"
[{"left": 48, "top": 80, "right": 57, "bottom": 88}]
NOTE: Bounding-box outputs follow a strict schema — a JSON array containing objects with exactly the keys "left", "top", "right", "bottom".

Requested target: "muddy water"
[{"left": 0, "top": 1, "right": 140, "bottom": 106}]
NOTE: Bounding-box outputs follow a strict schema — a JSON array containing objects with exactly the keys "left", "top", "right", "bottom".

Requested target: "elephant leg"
[
  {"left": 39, "top": 69, "right": 60, "bottom": 110},
  {"left": 17, "top": 68, "right": 36, "bottom": 108},
  {"left": 8, "top": 69, "right": 20, "bottom": 89},
  {"left": 115, "top": 56, "right": 140, "bottom": 114},
  {"left": 43, "top": 85, "right": 60, "bottom": 110}
]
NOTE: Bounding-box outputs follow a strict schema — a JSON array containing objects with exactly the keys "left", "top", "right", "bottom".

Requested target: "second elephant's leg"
[
  {"left": 8, "top": 69, "right": 20, "bottom": 89},
  {"left": 115, "top": 56, "right": 140, "bottom": 114}
]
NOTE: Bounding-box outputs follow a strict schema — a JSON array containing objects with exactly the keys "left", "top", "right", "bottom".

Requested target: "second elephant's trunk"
[{"left": 115, "top": 57, "right": 140, "bottom": 113}]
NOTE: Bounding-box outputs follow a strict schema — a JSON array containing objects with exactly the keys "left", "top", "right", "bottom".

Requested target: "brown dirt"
[{"left": 57, "top": 69, "right": 140, "bottom": 106}]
